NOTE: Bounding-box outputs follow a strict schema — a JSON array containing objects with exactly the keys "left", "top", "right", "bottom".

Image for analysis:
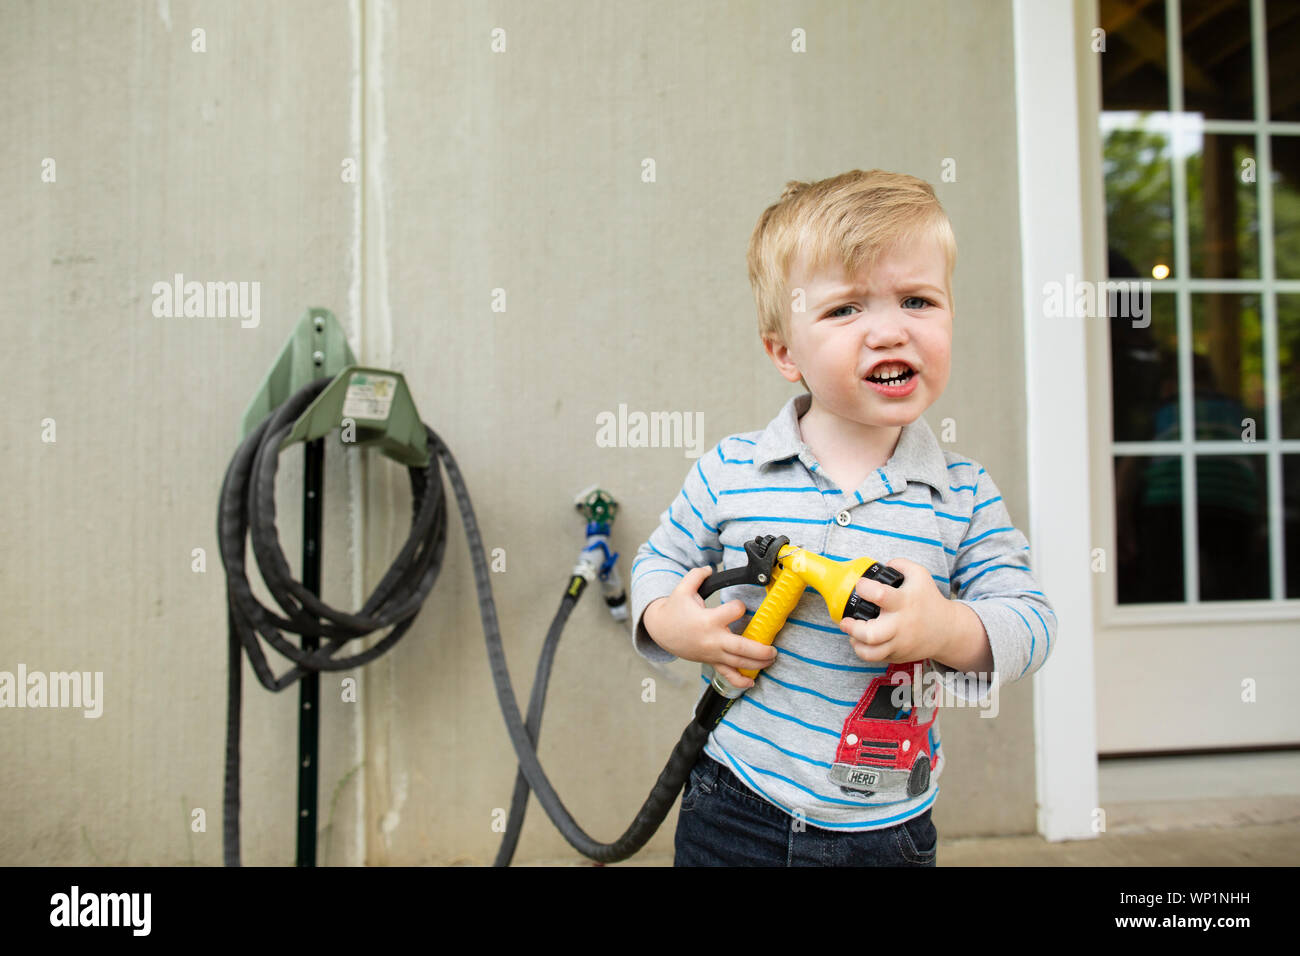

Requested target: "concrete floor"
[
  {"left": 943, "top": 751, "right": 1300, "bottom": 866},
  {"left": 532, "top": 751, "right": 1300, "bottom": 866}
]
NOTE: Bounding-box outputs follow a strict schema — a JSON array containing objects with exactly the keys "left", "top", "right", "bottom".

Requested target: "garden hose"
[
  {"left": 433, "top": 425, "right": 720, "bottom": 864},
  {"left": 492, "top": 581, "right": 578, "bottom": 867},
  {"left": 218, "top": 375, "right": 445, "bottom": 867},
  {"left": 220, "top": 376, "right": 715, "bottom": 867}
]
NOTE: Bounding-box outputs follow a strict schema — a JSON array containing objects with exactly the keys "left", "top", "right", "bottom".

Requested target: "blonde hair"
[{"left": 747, "top": 170, "right": 957, "bottom": 374}]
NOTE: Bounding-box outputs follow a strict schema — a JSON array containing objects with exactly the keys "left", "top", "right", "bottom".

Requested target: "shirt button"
[{"left": 835, "top": 509, "right": 851, "bottom": 526}]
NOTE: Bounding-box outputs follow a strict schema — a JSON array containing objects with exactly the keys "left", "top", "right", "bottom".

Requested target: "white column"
[{"left": 1013, "top": 0, "right": 1100, "bottom": 841}]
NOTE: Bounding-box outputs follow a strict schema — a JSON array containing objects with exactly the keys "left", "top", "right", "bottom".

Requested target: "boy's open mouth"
[{"left": 863, "top": 360, "right": 916, "bottom": 385}]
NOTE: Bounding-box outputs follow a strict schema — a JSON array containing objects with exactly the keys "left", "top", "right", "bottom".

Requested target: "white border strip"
[{"left": 1013, "top": 0, "right": 1099, "bottom": 841}]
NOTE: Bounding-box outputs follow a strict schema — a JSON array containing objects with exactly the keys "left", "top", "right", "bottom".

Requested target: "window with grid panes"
[{"left": 1100, "top": 0, "right": 1300, "bottom": 604}]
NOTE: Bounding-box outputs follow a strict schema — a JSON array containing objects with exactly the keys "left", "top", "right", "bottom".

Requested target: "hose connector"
[{"left": 573, "top": 485, "right": 627, "bottom": 620}]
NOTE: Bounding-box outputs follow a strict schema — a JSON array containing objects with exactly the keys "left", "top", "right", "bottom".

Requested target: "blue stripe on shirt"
[
  {"left": 717, "top": 445, "right": 753, "bottom": 465},
  {"left": 695, "top": 459, "right": 717, "bottom": 505},
  {"left": 680, "top": 488, "right": 720, "bottom": 534},
  {"left": 775, "top": 643, "right": 886, "bottom": 674},
  {"left": 714, "top": 743, "right": 941, "bottom": 822},
  {"left": 670, "top": 515, "right": 724, "bottom": 555},
  {"left": 737, "top": 694, "right": 841, "bottom": 737}
]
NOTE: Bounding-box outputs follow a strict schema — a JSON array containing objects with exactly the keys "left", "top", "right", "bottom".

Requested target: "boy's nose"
[{"left": 862, "top": 313, "right": 908, "bottom": 346}]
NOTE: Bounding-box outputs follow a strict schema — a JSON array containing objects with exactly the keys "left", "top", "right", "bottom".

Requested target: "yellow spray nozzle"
[{"left": 735, "top": 545, "right": 887, "bottom": 679}]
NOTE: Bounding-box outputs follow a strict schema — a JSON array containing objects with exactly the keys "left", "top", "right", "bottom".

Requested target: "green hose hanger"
[
  {"left": 240, "top": 307, "right": 359, "bottom": 442},
  {"left": 240, "top": 305, "right": 429, "bottom": 466},
  {"left": 281, "top": 365, "right": 430, "bottom": 468}
]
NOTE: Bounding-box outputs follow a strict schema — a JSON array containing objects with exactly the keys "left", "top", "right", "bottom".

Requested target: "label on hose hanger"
[{"left": 342, "top": 372, "right": 398, "bottom": 421}]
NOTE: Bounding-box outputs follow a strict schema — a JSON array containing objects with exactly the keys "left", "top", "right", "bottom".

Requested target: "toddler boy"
[{"left": 629, "top": 169, "right": 1058, "bottom": 867}]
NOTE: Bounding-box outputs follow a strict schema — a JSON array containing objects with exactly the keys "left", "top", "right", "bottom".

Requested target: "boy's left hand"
[{"left": 838, "top": 557, "right": 953, "bottom": 665}]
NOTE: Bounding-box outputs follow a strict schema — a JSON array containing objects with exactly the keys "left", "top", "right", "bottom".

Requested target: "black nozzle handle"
[
  {"left": 843, "top": 562, "right": 904, "bottom": 622},
  {"left": 696, "top": 534, "right": 790, "bottom": 601},
  {"left": 698, "top": 566, "right": 761, "bottom": 601}
]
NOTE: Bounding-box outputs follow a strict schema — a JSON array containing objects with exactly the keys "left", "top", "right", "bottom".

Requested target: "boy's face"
[{"left": 764, "top": 235, "right": 952, "bottom": 431}]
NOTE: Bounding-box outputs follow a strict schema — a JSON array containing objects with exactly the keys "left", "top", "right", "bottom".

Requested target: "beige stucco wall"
[{"left": 1, "top": 0, "right": 1034, "bottom": 866}]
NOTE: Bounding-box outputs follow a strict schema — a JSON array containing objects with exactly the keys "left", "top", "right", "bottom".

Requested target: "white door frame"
[{"left": 1013, "top": 0, "right": 1100, "bottom": 842}]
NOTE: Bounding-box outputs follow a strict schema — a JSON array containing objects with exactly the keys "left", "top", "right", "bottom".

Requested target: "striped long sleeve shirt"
[{"left": 628, "top": 391, "right": 1058, "bottom": 831}]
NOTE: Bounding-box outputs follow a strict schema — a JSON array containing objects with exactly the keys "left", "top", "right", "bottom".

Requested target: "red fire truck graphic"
[{"left": 829, "top": 660, "right": 937, "bottom": 798}]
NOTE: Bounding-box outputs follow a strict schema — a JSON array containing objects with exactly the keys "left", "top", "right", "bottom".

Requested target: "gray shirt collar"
[{"left": 750, "top": 392, "right": 952, "bottom": 504}]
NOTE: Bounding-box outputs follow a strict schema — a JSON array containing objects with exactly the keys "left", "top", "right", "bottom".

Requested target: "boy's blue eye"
[{"left": 826, "top": 298, "right": 930, "bottom": 317}]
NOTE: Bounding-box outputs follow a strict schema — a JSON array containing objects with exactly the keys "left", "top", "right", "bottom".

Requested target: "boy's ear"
[{"left": 762, "top": 333, "right": 804, "bottom": 386}]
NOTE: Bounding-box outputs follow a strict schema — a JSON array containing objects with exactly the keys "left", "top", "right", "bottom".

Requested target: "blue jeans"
[{"left": 674, "top": 753, "right": 938, "bottom": 867}]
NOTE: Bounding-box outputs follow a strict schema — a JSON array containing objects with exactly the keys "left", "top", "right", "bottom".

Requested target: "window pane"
[
  {"left": 1191, "top": 293, "right": 1265, "bottom": 439},
  {"left": 1266, "top": 0, "right": 1300, "bottom": 123},
  {"left": 1100, "top": 0, "right": 1170, "bottom": 112},
  {"left": 1110, "top": 290, "right": 1179, "bottom": 441},
  {"left": 1285, "top": 455, "right": 1300, "bottom": 598},
  {"left": 1196, "top": 454, "right": 1270, "bottom": 600},
  {"left": 1280, "top": 295, "right": 1300, "bottom": 439},
  {"left": 1272, "top": 136, "right": 1300, "bottom": 280},
  {"left": 1103, "top": 121, "right": 1176, "bottom": 278},
  {"left": 1186, "top": 133, "right": 1260, "bottom": 279},
  {"left": 1181, "top": 0, "right": 1255, "bottom": 121},
  {"left": 1115, "top": 455, "right": 1185, "bottom": 603}
]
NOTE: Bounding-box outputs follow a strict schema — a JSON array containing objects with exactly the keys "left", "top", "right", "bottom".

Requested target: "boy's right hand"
[{"left": 642, "top": 567, "right": 777, "bottom": 690}]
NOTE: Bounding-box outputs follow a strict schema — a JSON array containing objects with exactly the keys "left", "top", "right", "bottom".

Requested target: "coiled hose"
[
  {"left": 220, "top": 377, "right": 713, "bottom": 866},
  {"left": 219, "top": 376, "right": 446, "bottom": 867}
]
